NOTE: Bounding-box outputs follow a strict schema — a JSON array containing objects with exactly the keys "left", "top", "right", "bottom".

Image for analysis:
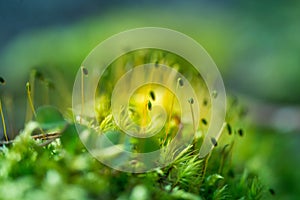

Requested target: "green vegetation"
[{"left": 0, "top": 49, "right": 269, "bottom": 200}]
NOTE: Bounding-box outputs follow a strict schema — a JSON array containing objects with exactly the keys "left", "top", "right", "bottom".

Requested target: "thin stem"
[
  {"left": 200, "top": 152, "right": 211, "bottom": 185},
  {"left": 0, "top": 99, "right": 8, "bottom": 141},
  {"left": 81, "top": 66, "right": 88, "bottom": 124},
  {"left": 30, "top": 70, "right": 36, "bottom": 107},
  {"left": 26, "top": 82, "right": 46, "bottom": 139},
  {"left": 218, "top": 142, "right": 234, "bottom": 175},
  {"left": 189, "top": 100, "right": 196, "bottom": 135},
  {"left": 164, "top": 81, "right": 180, "bottom": 143},
  {"left": 25, "top": 71, "right": 36, "bottom": 122},
  {"left": 81, "top": 69, "right": 84, "bottom": 124},
  {"left": 5, "top": 97, "right": 15, "bottom": 139},
  {"left": 26, "top": 82, "right": 36, "bottom": 118}
]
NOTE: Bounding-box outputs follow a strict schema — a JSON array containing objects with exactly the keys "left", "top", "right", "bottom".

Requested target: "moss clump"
[{"left": 0, "top": 49, "right": 265, "bottom": 199}]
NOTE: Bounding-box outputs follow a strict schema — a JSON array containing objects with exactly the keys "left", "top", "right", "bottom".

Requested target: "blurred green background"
[{"left": 0, "top": 0, "right": 299, "bottom": 199}]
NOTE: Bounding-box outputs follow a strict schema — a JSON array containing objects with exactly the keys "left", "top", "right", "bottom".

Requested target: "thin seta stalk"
[
  {"left": 188, "top": 97, "right": 196, "bottom": 135},
  {"left": 200, "top": 152, "right": 211, "bottom": 185},
  {"left": 26, "top": 82, "right": 36, "bottom": 118},
  {"left": 0, "top": 99, "right": 8, "bottom": 142},
  {"left": 25, "top": 70, "right": 37, "bottom": 122},
  {"left": 164, "top": 78, "right": 184, "bottom": 143},
  {"left": 81, "top": 66, "right": 88, "bottom": 124},
  {"left": 0, "top": 76, "right": 8, "bottom": 141},
  {"left": 199, "top": 122, "right": 226, "bottom": 184}
]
